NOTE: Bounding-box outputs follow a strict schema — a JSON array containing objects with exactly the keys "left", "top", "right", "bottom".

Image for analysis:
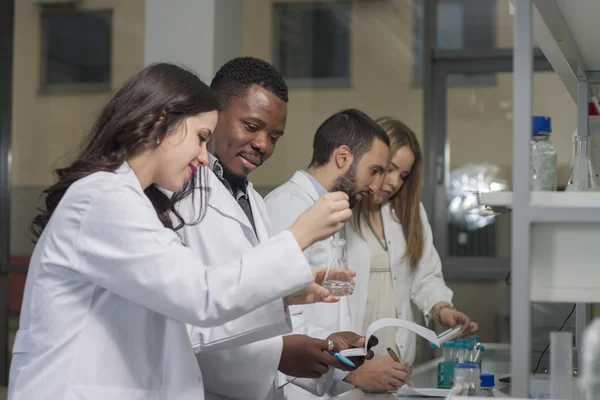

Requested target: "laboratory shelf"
[
  {"left": 532, "top": 0, "right": 600, "bottom": 102},
  {"left": 509, "top": 0, "right": 600, "bottom": 396},
  {"left": 480, "top": 191, "right": 600, "bottom": 222}
]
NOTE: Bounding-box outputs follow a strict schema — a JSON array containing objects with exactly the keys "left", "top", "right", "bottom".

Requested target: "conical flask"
[
  {"left": 566, "top": 136, "right": 599, "bottom": 191},
  {"left": 322, "top": 237, "right": 355, "bottom": 296}
]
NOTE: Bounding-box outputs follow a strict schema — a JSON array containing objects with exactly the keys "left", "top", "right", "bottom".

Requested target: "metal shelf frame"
[{"left": 512, "top": 0, "right": 596, "bottom": 396}]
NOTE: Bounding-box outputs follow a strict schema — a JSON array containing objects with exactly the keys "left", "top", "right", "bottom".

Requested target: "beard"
[{"left": 333, "top": 164, "right": 361, "bottom": 208}]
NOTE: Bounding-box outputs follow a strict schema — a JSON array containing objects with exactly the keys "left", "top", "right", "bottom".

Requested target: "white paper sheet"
[
  {"left": 339, "top": 317, "right": 439, "bottom": 357},
  {"left": 395, "top": 386, "right": 451, "bottom": 398}
]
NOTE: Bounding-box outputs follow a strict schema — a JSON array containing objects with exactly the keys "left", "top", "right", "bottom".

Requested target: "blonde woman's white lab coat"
[
  {"left": 8, "top": 163, "right": 315, "bottom": 400},
  {"left": 266, "top": 171, "right": 354, "bottom": 400},
  {"left": 176, "top": 165, "right": 333, "bottom": 400},
  {"left": 345, "top": 202, "right": 454, "bottom": 365}
]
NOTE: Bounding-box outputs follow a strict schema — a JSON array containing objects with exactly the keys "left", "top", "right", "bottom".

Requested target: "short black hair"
[
  {"left": 309, "top": 109, "right": 390, "bottom": 168},
  {"left": 210, "top": 57, "right": 288, "bottom": 107}
]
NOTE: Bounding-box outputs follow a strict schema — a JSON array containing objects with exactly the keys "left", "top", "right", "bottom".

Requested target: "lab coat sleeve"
[
  {"left": 196, "top": 337, "right": 283, "bottom": 400},
  {"left": 74, "top": 186, "right": 314, "bottom": 328},
  {"left": 266, "top": 192, "right": 335, "bottom": 339},
  {"left": 410, "top": 204, "right": 454, "bottom": 325}
]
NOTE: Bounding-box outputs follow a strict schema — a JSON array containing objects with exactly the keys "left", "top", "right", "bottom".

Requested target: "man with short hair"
[
  {"left": 176, "top": 57, "right": 367, "bottom": 400},
  {"left": 266, "top": 109, "right": 412, "bottom": 398}
]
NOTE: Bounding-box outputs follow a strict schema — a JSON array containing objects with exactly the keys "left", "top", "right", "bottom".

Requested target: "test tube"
[
  {"left": 473, "top": 344, "right": 485, "bottom": 362},
  {"left": 457, "top": 343, "right": 467, "bottom": 363},
  {"left": 437, "top": 325, "right": 464, "bottom": 345},
  {"left": 442, "top": 342, "right": 452, "bottom": 362},
  {"left": 470, "top": 335, "right": 479, "bottom": 349}
]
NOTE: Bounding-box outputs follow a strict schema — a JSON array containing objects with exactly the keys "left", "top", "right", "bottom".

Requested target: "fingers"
[
  {"left": 389, "top": 367, "right": 411, "bottom": 384},
  {"left": 314, "top": 363, "right": 329, "bottom": 375},
  {"left": 367, "top": 335, "right": 379, "bottom": 350},
  {"left": 320, "top": 295, "right": 341, "bottom": 303},
  {"left": 391, "top": 361, "right": 412, "bottom": 375},
  {"left": 316, "top": 338, "right": 341, "bottom": 353},
  {"left": 305, "top": 283, "right": 330, "bottom": 302},
  {"left": 387, "top": 377, "right": 406, "bottom": 391},
  {"left": 469, "top": 322, "right": 479, "bottom": 334},
  {"left": 324, "top": 191, "right": 349, "bottom": 202}
]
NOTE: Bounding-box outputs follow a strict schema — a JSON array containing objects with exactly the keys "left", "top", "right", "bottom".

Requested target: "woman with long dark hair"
[{"left": 9, "top": 63, "right": 352, "bottom": 400}]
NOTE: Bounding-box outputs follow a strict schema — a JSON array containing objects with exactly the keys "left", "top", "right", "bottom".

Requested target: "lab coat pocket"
[{"left": 67, "top": 385, "right": 160, "bottom": 400}]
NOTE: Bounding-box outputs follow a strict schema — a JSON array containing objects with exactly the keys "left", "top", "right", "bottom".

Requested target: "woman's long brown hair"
[
  {"left": 31, "top": 63, "right": 219, "bottom": 240},
  {"left": 353, "top": 117, "right": 424, "bottom": 267}
]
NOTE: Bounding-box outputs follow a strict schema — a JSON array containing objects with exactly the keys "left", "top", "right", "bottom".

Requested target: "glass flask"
[
  {"left": 452, "top": 363, "right": 479, "bottom": 396},
  {"left": 566, "top": 136, "right": 599, "bottom": 191},
  {"left": 322, "top": 237, "right": 355, "bottom": 296}
]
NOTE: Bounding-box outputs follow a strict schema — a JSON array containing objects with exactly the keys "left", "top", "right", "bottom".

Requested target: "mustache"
[{"left": 238, "top": 151, "right": 264, "bottom": 165}]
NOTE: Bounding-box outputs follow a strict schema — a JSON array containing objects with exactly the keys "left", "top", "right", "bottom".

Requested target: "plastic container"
[
  {"left": 453, "top": 363, "right": 479, "bottom": 396},
  {"left": 480, "top": 373, "right": 495, "bottom": 397},
  {"left": 442, "top": 342, "right": 454, "bottom": 362},
  {"left": 530, "top": 116, "right": 557, "bottom": 191}
]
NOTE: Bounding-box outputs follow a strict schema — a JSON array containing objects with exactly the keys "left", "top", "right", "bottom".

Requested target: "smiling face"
[
  {"left": 210, "top": 84, "right": 287, "bottom": 179},
  {"left": 154, "top": 111, "right": 218, "bottom": 192},
  {"left": 372, "top": 145, "right": 415, "bottom": 205}
]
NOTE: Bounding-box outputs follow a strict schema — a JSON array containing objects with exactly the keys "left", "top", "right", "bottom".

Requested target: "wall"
[
  {"left": 11, "top": 0, "right": 145, "bottom": 255},
  {"left": 244, "top": 0, "right": 576, "bottom": 190},
  {"left": 243, "top": 0, "right": 578, "bottom": 344}
]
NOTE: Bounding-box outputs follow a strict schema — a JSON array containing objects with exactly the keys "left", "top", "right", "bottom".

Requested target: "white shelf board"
[
  {"left": 531, "top": 222, "right": 600, "bottom": 303},
  {"left": 532, "top": 0, "right": 600, "bottom": 102},
  {"left": 480, "top": 190, "right": 600, "bottom": 208}
]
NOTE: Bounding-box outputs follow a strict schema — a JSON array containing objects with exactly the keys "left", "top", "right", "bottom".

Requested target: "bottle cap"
[
  {"left": 480, "top": 373, "right": 495, "bottom": 387},
  {"left": 532, "top": 116, "right": 551, "bottom": 134}
]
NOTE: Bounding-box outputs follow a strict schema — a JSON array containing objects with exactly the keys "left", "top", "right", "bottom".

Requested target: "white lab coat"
[
  {"left": 177, "top": 165, "right": 332, "bottom": 400},
  {"left": 345, "top": 202, "right": 454, "bottom": 365},
  {"left": 8, "top": 163, "right": 314, "bottom": 400},
  {"left": 266, "top": 171, "right": 355, "bottom": 400}
]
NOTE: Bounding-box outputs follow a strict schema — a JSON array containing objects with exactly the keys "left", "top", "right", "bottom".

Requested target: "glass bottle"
[
  {"left": 452, "top": 363, "right": 478, "bottom": 396},
  {"left": 322, "top": 237, "right": 355, "bottom": 296},
  {"left": 480, "top": 373, "right": 495, "bottom": 397},
  {"left": 566, "top": 136, "right": 599, "bottom": 191},
  {"left": 530, "top": 116, "right": 557, "bottom": 191}
]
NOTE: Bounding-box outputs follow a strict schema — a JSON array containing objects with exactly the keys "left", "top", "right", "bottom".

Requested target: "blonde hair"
[{"left": 353, "top": 117, "right": 424, "bottom": 267}]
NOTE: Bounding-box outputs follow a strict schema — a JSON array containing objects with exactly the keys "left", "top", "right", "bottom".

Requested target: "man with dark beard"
[{"left": 266, "top": 109, "right": 410, "bottom": 400}]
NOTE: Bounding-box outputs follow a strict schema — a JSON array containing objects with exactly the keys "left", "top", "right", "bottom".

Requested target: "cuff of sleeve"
[{"left": 333, "top": 369, "right": 350, "bottom": 385}]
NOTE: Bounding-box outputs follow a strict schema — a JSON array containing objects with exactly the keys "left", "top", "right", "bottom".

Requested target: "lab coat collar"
[
  {"left": 115, "top": 162, "right": 147, "bottom": 198},
  {"left": 206, "top": 169, "right": 257, "bottom": 238},
  {"left": 288, "top": 170, "right": 323, "bottom": 202}
]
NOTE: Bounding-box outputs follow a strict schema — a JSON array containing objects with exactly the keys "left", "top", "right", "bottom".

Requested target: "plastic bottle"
[
  {"left": 530, "top": 116, "right": 557, "bottom": 191},
  {"left": 480, "top": 373, "right": 495, "bottom": 397},
  {"left": 452, "top": 363, "right": 479, "bottom": 396}
]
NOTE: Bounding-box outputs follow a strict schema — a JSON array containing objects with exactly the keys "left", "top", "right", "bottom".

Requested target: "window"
[
  {"left": 273, "top": 1, "right": 351, "bottom": 89},
  {"left": 41, "top": 10, "right": 112, "bottom": 93},
  {"left": 413, "top": 0, "right": 497, "bottom": 86}
]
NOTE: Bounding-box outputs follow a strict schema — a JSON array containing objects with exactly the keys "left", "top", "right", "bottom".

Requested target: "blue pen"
[
  {"left": 303, "top": 334, "right": 356, "bottom": 368},
  {"left": 329, "top": 351, "right": 356, "bottom": 368}
]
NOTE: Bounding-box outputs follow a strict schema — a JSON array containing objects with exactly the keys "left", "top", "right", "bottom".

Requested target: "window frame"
[
  {"left": 272, "top": 1, "right": 351, "bottom": 90},
  {"left": 39, "top": 8, "right": 113, "bottom": 94}
]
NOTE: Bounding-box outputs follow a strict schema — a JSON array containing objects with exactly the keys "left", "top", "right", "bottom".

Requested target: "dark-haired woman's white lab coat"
[{"left": 8, "top": 163, "right": 314, "bottom": 400}]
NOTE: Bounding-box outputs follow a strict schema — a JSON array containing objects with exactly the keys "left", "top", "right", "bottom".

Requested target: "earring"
[{"left": 156, "top": 138, "right": 161, "bottom": 145}]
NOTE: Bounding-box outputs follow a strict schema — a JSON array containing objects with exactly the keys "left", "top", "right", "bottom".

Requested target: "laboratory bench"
[{"left": 331, "top": 343, "right": 578, "bottom": 399}]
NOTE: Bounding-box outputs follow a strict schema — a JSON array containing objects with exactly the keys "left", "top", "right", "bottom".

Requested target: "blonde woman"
[{"left": 343, "top": 117, "right": 478, "bottom": 390}]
